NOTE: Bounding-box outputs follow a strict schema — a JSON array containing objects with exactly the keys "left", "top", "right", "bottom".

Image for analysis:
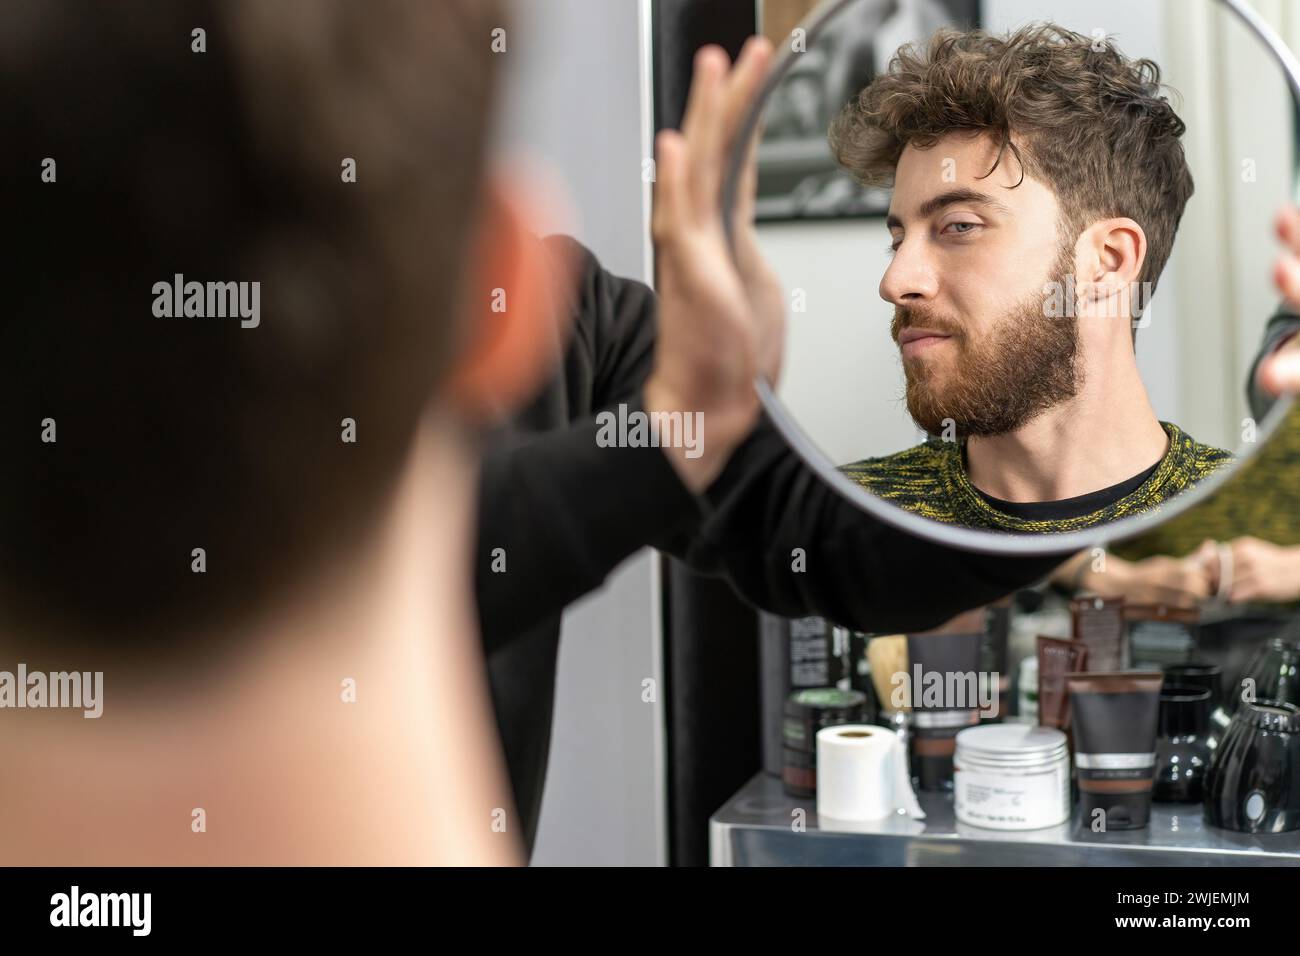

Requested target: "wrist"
[
  {"left": 1081, "top": 556, "right": 1126, "bottom": 597},
  {"left": 1283, "top": 548, "right": 1300, "bottom": 598},
  {"left": 643, "top": 375, "right": 742, "bottom": 494}
]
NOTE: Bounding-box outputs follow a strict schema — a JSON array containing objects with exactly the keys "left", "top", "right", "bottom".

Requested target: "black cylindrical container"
[
  {"left": 1163, "top": 662, "right": 1222, "bottom": 709},
  {"left": 1165, "top": 662, "right": 1229, "bottom": 749},
  {"left": 760, "top": 615, "right": 844, "bottom": 777},
  {"left": 1154, "top": 685, "right": 1212, "bottom": 803},
  {"left": 781, "top": 687, "right": 868, "bottom": 797},
  {"left": 912, "top": 708, "right": 980, "bottom": 789},
  {"left": 781, "top": 746, "right": 816, "bottom": 798},
  {"left": 1204, "top": 700, "right": 1300, "bottom": 833}
]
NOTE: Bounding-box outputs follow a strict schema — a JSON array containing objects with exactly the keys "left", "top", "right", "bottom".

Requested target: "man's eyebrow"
[{"left": 885, "top": 188, "right": 1011, "bottom": 230}]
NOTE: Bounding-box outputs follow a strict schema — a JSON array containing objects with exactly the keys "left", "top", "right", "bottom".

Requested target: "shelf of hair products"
[{"left": 723, "top": 587, "right": 1300, "bottom": 865}]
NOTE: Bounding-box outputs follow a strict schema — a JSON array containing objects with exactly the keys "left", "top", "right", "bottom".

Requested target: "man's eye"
[{"left": 944, "top": 221, "right": 979, "bottom": 236}]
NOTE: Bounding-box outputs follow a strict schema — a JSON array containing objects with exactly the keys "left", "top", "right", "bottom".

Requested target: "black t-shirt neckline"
[{"left": 972, "top": 458, "right": 1162, "bottom": 521}]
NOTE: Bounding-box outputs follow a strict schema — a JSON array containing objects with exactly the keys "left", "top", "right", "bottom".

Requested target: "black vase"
[
  {"left": 1212, "top": 640, "right": 1300, "bottom": 750},
  {"left": 1154, "top": 685, "right": 1211, "bottom": 803},
  {"left": 1232, "top": 639, "right": 1300, "bottom": 713},
  {"left": 1204, "top": 700, "right": 1300, "bottom": 833}
]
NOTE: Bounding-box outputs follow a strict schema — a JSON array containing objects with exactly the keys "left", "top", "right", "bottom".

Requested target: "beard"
[{"left": 892, "top": 259, "right": 1080, "bottom": 438}]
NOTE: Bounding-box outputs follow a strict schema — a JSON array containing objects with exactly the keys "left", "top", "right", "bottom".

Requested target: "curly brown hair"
[{"left": 829, "top": 24, "right": 1193, "bottom": 296}]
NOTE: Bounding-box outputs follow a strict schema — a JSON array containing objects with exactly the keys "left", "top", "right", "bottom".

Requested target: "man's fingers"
[
  {"left": 720, "top": 37, "right": 774, "bottom": 148},
  {"left": 680, "top": 46, "right": 728, "bottom": 213},
  {"left": 1174, "top": 567, "right": 1211, "bottom": 602},
  {"left": 681, "top": 45, "right": 727, "bottom": 142},
  {"left": 651, "top": 129, "right": 689, "bottom": 251},
  {"left": 1191, "top": 539, "right": 1220, "bottom": 585},
  {"left": 680, "top": 38, "right": 772, "bottom": 219},
  {"left": 710, "top": 38, "right": 772, "bottom": 216},
  {"left": 1265, "top": 208, "right": 1300, "bottom": 395},
  {"left": 1260, "top": 350, "right": 1300, "bottom": 396},
  {"left": 1277, "top": 205, "right": 1300, "bottom": 254},
  {"left": 1275, "top": 253, "right": 1300, "bottom": 310}
]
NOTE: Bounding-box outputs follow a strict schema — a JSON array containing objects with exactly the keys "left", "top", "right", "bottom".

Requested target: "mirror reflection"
[{"left": 753, "top": 0, "right": 1296, "bottom": 535}]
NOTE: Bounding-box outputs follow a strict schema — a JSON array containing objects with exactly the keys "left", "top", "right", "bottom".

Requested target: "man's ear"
[
  {"left": 1080, "top": 217, "right": 1147, "bottom": 293},
  {"left": 443, "top": 177, "right": 576, "bottom": 421}
]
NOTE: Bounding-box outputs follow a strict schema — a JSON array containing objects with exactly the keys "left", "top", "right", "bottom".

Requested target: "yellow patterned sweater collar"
[{"left": 840, "top": 421, "right": 1234, "bottom": 534}]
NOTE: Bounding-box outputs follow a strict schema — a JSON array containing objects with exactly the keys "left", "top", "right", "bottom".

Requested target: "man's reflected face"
[{"left": 881, "top": 132, "right": 1080, "bottom": 437}]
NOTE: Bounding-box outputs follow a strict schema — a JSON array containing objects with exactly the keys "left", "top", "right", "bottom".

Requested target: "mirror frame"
[{"left": 723, "top": 0, "right": 1300, "bottom": 556}]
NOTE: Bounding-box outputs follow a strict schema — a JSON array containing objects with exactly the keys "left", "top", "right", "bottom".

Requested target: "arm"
[
  {"left": 475, "top": 402, "right": 702, "bottom": 652},
  {"left": 1046, "top": 546, "right": 1213, "bottom": 609},
  {"left": 476, "top": 42, "right": 780, "bottom": 652},
  {"left": 473, "top": 232, "right": 708, "bottom": 652},
  {"left": 667, "top": 414, "right": 1070, "bottom": 633}
]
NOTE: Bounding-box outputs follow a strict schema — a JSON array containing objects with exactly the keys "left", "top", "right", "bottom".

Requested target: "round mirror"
[{"left": 726, "top": 0, "right": 1300, "bottom": 556}]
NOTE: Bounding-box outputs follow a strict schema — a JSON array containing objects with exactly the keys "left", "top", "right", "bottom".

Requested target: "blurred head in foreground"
[{"left": 0, "top": 0, "right": 561, "bottom": 864}]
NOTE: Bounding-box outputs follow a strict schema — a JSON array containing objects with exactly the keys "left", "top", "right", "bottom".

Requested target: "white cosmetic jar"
[{"left": 954, "top": 724, "right": 1071, "bottom": 830}]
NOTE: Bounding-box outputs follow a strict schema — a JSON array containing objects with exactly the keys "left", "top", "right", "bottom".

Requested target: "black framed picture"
[{"left": 756, "top": 0, "right": 981, "bottom": 220}]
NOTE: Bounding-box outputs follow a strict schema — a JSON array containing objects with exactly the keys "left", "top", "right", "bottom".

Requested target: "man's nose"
[{"left": 880, "top": 238, "right": 939, "bottom": 306}]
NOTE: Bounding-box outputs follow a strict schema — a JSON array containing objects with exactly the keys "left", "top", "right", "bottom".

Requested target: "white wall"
[
  {"left": 1163, "top": 0, "right": 1297, "bottom": 446},
  {"left": 493, "top": 0, "right": 665, "bottom": 866},
  {"left": 761, "top": 218, "right": 916, "bottom": 465}
]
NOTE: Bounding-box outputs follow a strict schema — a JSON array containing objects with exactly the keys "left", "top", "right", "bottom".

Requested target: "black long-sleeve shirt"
[{"left": 476, "top": 237, "right": 1069, "bottom": 853}]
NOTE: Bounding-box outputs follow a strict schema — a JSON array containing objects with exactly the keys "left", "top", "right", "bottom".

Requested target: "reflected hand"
[
  {"left": 1082, "top": 552, "right": 1214, "bottom": 608},
  {"left": 1217, "top": 535, "right": 1300, "bottom": 604},
  {"left": 647, "top": 37, "right": 780, "bottom": 493},
  {"left": 1256, "top": 205, "right": 1300, "bottom": 395}
]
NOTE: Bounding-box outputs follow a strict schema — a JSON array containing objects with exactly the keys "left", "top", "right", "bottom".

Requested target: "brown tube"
[
  {"left": 1066, "top": 672, "right": 1164, "bottom": 830},
  {"left": 1036, "top": 636, "right": 1088, "bottom": 733}
]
